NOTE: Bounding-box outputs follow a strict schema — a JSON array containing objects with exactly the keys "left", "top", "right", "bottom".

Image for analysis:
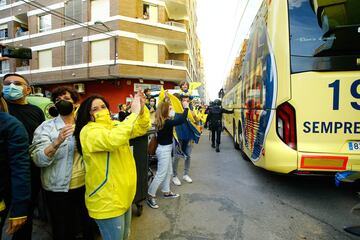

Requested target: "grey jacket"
[{"left": 31, "top": 116, "right": 78, "bottom": 192}]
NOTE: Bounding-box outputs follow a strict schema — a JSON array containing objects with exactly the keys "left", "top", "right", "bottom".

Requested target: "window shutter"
[
  {"left": 73, "top": 0, "right": 82, "bottom": 22},
  {"left": 65, "top": 39, "right": 82, "bottom": 65},
  {"left": 91, "top": 39, "right": 110, "bottom": 63},
  {"left": 91, "top": 0, "right": 109, "bottom": 22},
  {"left": 144, "top": 43, "right": 158, "bottom": 63},
  {"left": 65, "top": 0, "right": 82, "bottom": 26},
  {"left": 65, "top": 40, "right": 75, "bottom": 65},
  {"left": 74, "top": 39, "right": 82, "bottom": 64},
  {"left": 39, "top": 50, "right": 52, "bottom": 69},
  {"left": 149, "top": 5, "right": 158, "bottom": 22}
]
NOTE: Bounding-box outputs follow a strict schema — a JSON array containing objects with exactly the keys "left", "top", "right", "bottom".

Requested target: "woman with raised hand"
[
  {"left": 146, "top": 98, "right": 189, "bottom": 209},
  {"left": 74, "top": 91, "right": 151, "bottom": 240},
  {"left": 31, "top": 86, "right": 93, "bottom": 240}
]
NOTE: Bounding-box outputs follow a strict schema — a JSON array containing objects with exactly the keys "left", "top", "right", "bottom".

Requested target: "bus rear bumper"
[{"left": 298, "top": 152, "right": 360, "bottom": 173}]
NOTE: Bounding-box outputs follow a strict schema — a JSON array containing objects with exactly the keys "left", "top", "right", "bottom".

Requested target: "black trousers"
[
  {"left": 45, "top": 187, "right": 94, "bottom": 240},
  {"left": 211, "top": 127, "right": 221, "bottom": 145}
]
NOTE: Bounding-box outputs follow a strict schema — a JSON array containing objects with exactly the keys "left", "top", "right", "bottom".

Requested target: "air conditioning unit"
[{"left": 74, "top": 83, "right": 85, "bottom": 93}]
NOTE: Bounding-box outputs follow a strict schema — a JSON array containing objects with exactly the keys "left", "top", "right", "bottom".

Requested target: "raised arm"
[{"left": 166, "top": 108, "right": 189, "bottom": 127}]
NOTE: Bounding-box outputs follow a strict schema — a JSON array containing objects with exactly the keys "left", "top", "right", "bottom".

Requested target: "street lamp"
[{"left": 94, "top": 21, "right": 118, "bottom": 65}]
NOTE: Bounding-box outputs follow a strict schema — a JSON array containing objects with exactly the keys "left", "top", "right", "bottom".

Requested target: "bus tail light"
[{"left": 276, "top": 102, "right": 297, "bottom": 150}]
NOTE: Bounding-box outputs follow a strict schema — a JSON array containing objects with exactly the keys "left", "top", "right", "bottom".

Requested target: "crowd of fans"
[{"left": 0, "top": 74, "right": 210, "bottom": 240}]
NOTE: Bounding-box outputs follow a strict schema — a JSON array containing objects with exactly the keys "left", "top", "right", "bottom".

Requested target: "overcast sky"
[{"left": 196, "top": 0, "right": 262, "bottom": 100}]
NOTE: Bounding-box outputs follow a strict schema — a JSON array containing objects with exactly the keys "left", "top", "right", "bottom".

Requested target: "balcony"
[
  {"left": 15, "top": 30, "right": 29, "bottom": 38},
  {"left": 165, "top": 60, "right": 186, "bottom": 67},
  {"left": 0, "top": 29, "right": 8, "bottom": 40},
  {"left": 165, "top": 0, "right": 187, "bottom": 20},
  {"left": 14, "top": 14, "right": 29, "bottom": 37},
  {"left": 165, "top": 21, "right": 186, "bottom": 29},
  {"left": 16, "top": 66, "right": 30, "bottom": 72}
]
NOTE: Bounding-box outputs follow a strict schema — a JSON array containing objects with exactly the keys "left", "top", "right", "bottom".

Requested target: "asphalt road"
[
  {"left": 30, "top": 130, "right": 359, "bottom": 240},
  {"left": 130, "top": 130, "right": 359, "bottom": 240}
]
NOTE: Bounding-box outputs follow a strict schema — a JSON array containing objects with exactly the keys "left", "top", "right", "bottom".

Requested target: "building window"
[
  {"left": 16, "top": 59, "right": 30, "bottom": 72},
  {"left": 91, "top": 39, "right": 110, "bottom": 63},
  {"left": 143, "top": 4, "right": 149, "bottom": 19},
  {"left": 143, "top": 43, "right": 158, "bottom": 63},
  {"left": 0, "top": 60, "right": 10, "bottom": 74},
  {"left": 0, "top": 24, "right": 8, "bottom": 40},
  {"left": 0, "top": 0, "right": 6, "bottom": 7},
  {"left": 91, "top": 0, "right": 109, "bottom": 22},
  {"left": 143, "top": 3, "right": 158, "bottom": 22},
  {"left": 65, "top": 0, "right": 82, "bottom": 26},
  {"left": 39, "top": 14, "right": 51, "bottom": 32},
  {"left": 38, "top": 50, "right": 52, "bottom": 69},
  {"left": 65, "top": 39, "right": 83, "bottom": 65}
]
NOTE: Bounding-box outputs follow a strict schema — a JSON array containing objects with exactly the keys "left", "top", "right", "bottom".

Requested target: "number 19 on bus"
[{"left": 329, "top": 79, "right": 360, "bottom": 110}]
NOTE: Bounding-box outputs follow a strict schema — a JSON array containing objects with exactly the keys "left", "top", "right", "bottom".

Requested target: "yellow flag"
[
  {"left": 159, "top": 87, "right": 166, "bottom": 102},
  {"left": 189, "top": 82, "right": 202, "bottom": 95},
  {"left": 157, "top": 87, "right": 199, "bottom": 128}
]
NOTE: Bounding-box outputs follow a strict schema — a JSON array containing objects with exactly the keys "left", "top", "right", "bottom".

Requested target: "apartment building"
[{"left": 0, "top": 0, "right": 203, "bottom": 112}]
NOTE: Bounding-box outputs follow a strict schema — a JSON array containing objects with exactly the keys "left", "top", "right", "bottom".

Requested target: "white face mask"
[{"left": 169, "top": 110, "right": 175, "bottom": 118}]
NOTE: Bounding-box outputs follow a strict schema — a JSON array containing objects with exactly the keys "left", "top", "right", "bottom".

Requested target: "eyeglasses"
[{"left": 3, "top": 81, "right": 28, "bottom": 86}]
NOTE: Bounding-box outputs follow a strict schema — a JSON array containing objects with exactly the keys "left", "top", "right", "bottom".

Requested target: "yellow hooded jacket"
[{"left": 80, "top": 109, "right": 151, "bottom": 219}]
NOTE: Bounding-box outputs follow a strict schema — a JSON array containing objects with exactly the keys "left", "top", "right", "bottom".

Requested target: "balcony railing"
[
  {"left": 15, "top": 31, "right": 29, "bottom": 38},
  {"left": 16, "top": 66, "right": 30, "bottom": 72},
  {"left": 165, "top": 21, "right": 186, "bottom": 29},
  {"left": 165, "top": 60, "right": 186, "bottom": 67},
  {"left": 0, "top": 69, "right": 10, "bottom": 74}
]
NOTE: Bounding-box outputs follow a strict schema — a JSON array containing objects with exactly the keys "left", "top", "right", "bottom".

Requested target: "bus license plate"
[{"left": 349, "top": 142, "right": 360, "bottom": 151}]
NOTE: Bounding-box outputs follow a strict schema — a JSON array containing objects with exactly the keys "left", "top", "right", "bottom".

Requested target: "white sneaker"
[
  {"left": 182, "top": 175, "right": 193, "bottom": 183},
  {"left": 172, "top": 176, "right": 181, "bottom": 186}
]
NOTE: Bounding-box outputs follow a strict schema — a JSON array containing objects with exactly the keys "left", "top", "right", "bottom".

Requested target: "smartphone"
[{"left": 1, "top": 45, "right": 32, "bottom": 59}]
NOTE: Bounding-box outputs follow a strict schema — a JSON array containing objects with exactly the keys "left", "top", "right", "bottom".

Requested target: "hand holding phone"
[{"left": 1, "top": 45, "right": 32, "bottom": 59}]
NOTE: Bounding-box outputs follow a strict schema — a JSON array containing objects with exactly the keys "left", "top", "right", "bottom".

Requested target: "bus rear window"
[{"left": 288, "top": 0, "right": 360, "bottom": 73}]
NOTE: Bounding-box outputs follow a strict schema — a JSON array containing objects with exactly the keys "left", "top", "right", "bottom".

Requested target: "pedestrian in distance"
[
  {"left": 205, "top": 99, "right": 234, "bottom": 152},
  {"left": 74, "top": 91, "right": 151, "bottom": 240},
  {"left": 147, "top": 99, "right": 189, "bottom": 209},
  {"left": 2, "top": 73, "right": 45, "bottom": 240},
  {"left": 146, "top": 97, "right": 157, "bottom": 124},
  {"left": 118, "top": 103, "right": 131, "bottom": 122},
  {"left": 31, "top": 86, "right": 94, "bottom": 240},
  {"left": 0, "top": 79, "right": 31, "bottom": 240}
]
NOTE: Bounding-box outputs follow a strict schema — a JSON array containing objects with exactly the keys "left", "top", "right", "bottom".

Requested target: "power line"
[
  {"left": 20, "top": 0, "right": 115, "bottom": 37},
  {"left": 221, "top": 0, "right": 251, "bottom": 87}
]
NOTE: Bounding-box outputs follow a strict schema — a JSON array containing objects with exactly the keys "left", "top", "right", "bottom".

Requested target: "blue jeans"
[
  {"left": 95, "top": 209, "right": 131, "bottom": 240},
  {"left": 173, "top": 140, "right": 193, "bottom": 177},
  {"left": 148, "top": 144, "right": 173, "bottom": 197}
]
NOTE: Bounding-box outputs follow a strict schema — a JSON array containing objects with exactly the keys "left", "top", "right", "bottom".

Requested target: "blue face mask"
[{"left": 2, "top": 83, "right": 24, "bottom": 101}]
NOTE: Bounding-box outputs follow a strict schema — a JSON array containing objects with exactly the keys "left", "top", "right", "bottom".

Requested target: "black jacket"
[
  {"left": 0, "top": 112, "right": 31, "bottom": 218},
  {"left": 205, "top": 106, "right": 233, "bottom": 129}
]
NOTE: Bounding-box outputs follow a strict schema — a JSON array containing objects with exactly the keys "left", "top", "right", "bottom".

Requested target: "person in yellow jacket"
[{"left": 74, "top": 92, "right": 151, "bottom": 240}]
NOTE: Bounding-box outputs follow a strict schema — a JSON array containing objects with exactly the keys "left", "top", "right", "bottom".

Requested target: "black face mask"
[{"left": 55, "top": 100, "right": 73, "bottom": 116}]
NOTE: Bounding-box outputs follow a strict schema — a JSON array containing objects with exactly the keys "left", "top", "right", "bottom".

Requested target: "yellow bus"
[{"left": 222, "top": 0, "right": 360, "bottom": 174}]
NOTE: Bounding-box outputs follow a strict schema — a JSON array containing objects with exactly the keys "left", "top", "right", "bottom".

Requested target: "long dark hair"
[{"left": 74, "top": 95, "right": 110, "bottom": 155}]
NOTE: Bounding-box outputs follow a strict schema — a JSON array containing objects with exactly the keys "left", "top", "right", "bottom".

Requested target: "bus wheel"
[
  {"left": 238, "top": 122, "right": 249, "bottom": 161},
  {"left": 233, "top": 122, "right": 240, "bottom": 149}
]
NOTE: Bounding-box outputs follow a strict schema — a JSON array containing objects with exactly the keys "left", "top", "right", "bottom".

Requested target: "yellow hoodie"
[{"left": 80, "top": 109, "right": 151, "bottom": 219}]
